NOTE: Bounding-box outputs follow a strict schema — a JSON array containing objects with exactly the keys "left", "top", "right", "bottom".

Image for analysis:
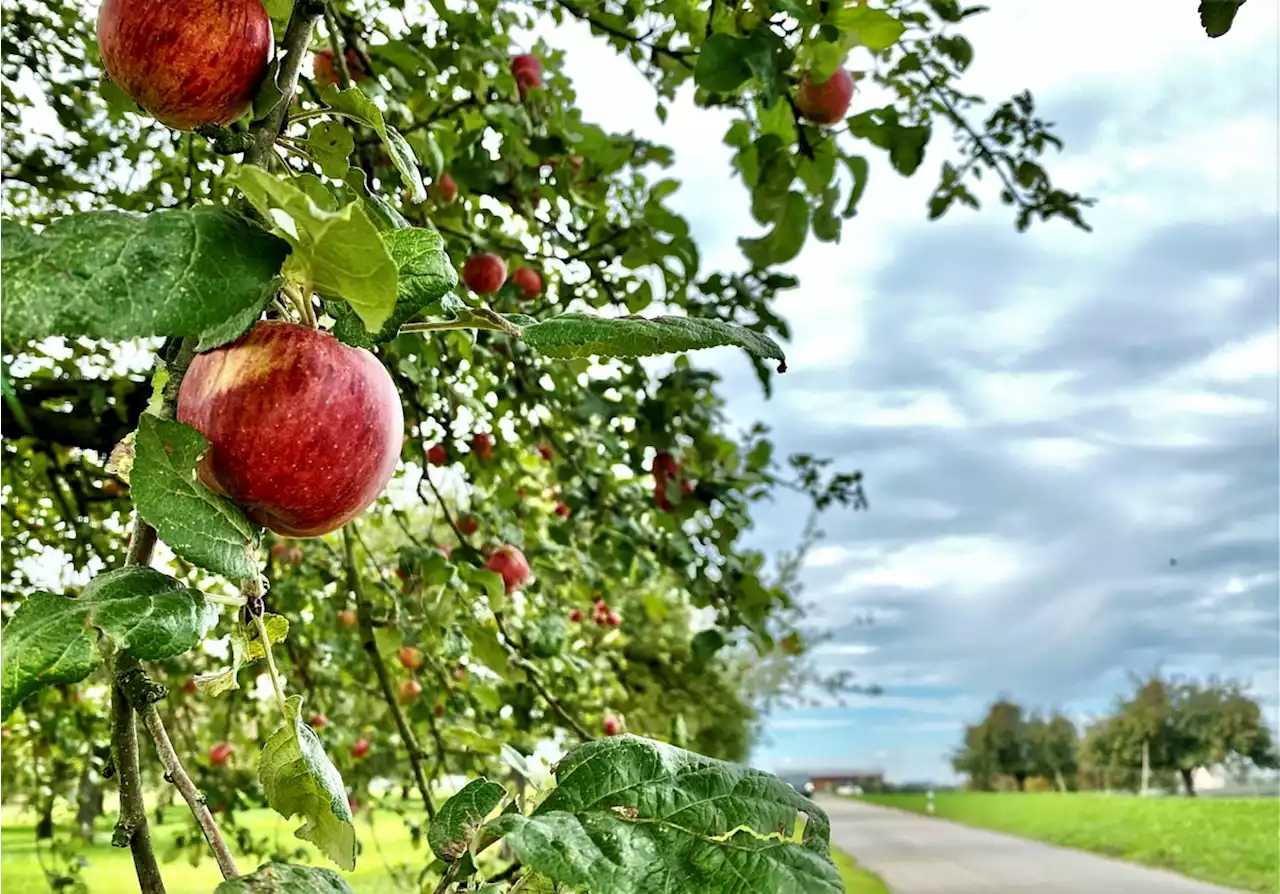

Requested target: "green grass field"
[
  {"left": 862, "top": 792, "right": 1280, "bottom": 893},
  {"left": 0, "top": 806, "right": 885, "bottom": 893}
]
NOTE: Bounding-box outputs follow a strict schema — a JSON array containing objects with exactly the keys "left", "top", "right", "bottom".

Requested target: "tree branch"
[{"left": 110, "top": 660, "right": 165, "bottom": 894}]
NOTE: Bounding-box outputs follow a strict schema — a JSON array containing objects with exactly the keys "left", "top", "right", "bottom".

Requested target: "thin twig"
[{"left": 494, "top": 614, "right": 592, "bottom": 741}]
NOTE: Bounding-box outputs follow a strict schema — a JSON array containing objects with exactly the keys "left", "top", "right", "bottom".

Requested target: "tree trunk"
[
  {"left": 1014, "top": 773, "right": 1027, "bottom": 791},
  {"left": 1180, "top": 767, "right": 1196, "bottom": 796},
  {"left": 1054, "top": 769, "right": 1067, "bottom": 793},
  {"left": 1140, "top": 739, "right": 1150, "bottom": 796}
]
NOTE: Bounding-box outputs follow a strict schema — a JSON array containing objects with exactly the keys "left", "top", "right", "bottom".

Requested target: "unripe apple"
[
  {"left": 458, "top": 515, "right": 479, "bottom": 536},
  {"left": 177, "top": 322, "right": 403, "bottom": 538},
  {"left": 510, "top": 267, "right": 542, "bottom": 299},
  {"left": 338, "top": 609, "right": 358, "bottom": 629},
  {"left": 96, "top": 0, "right": 271, "bottom": 131},
  {"left": 397, "top": 679, "right": 422, "bottom": 703},
  {"left": 568, "top": 608, "right": 583, "bottom": 623},
  {"left": 313, "top": 47, "right": 368, "bottom": 88},
  {"left": 511, "top": 53, "right": 543, "bottom": 96},
  {"left": 472, "top": 432, "right": 495, "bottom": 460},
  {"left": 602, "top": 715, "right": 621, "bottom": 736},
  {"left": 351, "top": 738, "right": 371, "bottom": 759},
  {"left": 426, "top": 443, "right": 448, "bottom": 466},
  {"left": 311, "top": 712, "right": 329, "bottom": 728},
  {"left": 538, "top": 443, "right": 553, "bottom": 461},
  {"left": 796, "top": 68, "right": 855, "bottom": 125},
  {"left": 398, "top": 646, "right": 424, "bottom": 671},
  {"left": 432, "top": 173, "right": 458, "bottom": 204},
  {"left": 485, "top": 544, "right": 530, "bottom": 593},
  {"left": 555, "top": 501, "right": 571, "bottom": 518},
  {"left": 209, "top": 742, "right": 233, "bottom": 766},
  {"left": 462, "top": 253, "right": 508, "bottom": 295}
]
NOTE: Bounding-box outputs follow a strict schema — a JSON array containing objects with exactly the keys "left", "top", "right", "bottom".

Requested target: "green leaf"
[
  {"left": 1200, "top": 0, "right": 1246, "bottom": 37},
  {"left": 259, "top": 0, "right": 294, "bottom": 34},
  {"left": 131, "top": 417, "right": 260, "bottom": 581},
  {"left": 484, "top": 736, "right": 841, "bottom": 894},
  {"left": 510, "top": 313, "right": 787, "bottom": 372},
  {"left": 691, "top": 629, "right": 726, "bottom": 670},
  {"left": 841, "top": 154, "right": 870, "bottom": 217},
  {"left": 230, "top": 165, "right": 398, "bottom": 333},
  {"left": 0, "top": 209, "right": 288, "bottom": 348},
  {"left": 889, "top": 125, "right": 930, "bottom": 176},
  {"left": 831, "top": 5, "right": 906, "bottom": 51},
  {"left": 195, "top": 614, "right": 289, "bottom": 697},
  {"left": 428, "top": 778, "right": 506, "bottom": 862},
  {"left": 695, "top": 33, "right": 792, "bottom": 106},
  {"left": 739, "top": 191, "right": 809, "bottom": 268},
  {"left": 0, "top": 567, "right": 217, "bottom": 721},
  {"left": 307, "top": 121, "right": 355, "bottom": 180},
  {"left": 330, "top": 227, "right": 459, "bottom": 347},
  {"left": 214, "top": 861, "right": 354, "bottom": 894},
  {"left": 320, "top": 85, "right": 425, "bottom": 202},
  {"left": 813, "top": 187, "right": 841, "bottom": 242},
  {"left": 260, "top": 695, "right": 356, "bottom": 871}
]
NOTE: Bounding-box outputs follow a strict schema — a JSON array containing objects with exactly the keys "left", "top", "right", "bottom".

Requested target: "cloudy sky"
[{"left": 538, "top": 1, "right": 1280, "bottom": 781}]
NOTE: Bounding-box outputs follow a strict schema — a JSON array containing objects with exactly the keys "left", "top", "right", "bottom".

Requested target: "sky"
[{"left": 537, "top": 1, "right": 1280, "bottom": 782}]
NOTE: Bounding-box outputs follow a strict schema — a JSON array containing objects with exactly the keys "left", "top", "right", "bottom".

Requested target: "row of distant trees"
[{"left": 952, "top": 674, "right": 1277, "bottom": 796}]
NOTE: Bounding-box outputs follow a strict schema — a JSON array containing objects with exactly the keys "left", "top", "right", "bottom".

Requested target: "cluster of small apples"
[
  {"left": 652, "top": 451, "right": 695, "bottom": 512},
  {"left": 424, "top": 432, "right": 496, "bottom": 466},
  {"left": 269, "top": 540, "right": 304, "bottom": 567},
  {"left": 461, "top": 253, "right": 543, "bottom": 300},
  {"left": 569, "top": 597, "right": 620, "bottom": 628},
  {"left": 397, "top": 645, "right": 425, "bottom": 704}
]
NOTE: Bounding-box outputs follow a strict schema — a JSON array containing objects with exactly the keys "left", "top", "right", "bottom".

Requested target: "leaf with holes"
[
  {"left": 428, "top": 778, "right": 506, "bottom": 862},
  {"left": 320, "top": 85, "right": 425, "bottom": 202},
  {"left": 195, "top": 614, "right": 289, "bottom": 696},
  {"left": 0, "top": 567, "right": 217, "bottom": 721},
  {"left": 214, "top": 861, "right": 354, "bottom": 893}
]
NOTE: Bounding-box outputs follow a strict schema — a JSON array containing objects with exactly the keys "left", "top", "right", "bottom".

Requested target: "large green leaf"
[
  {"left": 508, "top": 313, "right": 787, "bottom": 372},
  {"left": 320, "top": 85, "right": 426, "bottom": 202},
  {"left": 229, "top": 165, "right": 398, "bottom": 333},
  {"left": 0, "top": 567, "right": 217, "bottom": 721},
  {"left": 830, "top": 5, "right": 906, "bottom": 50},
  {"left": 484, "top": 735, "right": 841, "bottom": 894},
  {"left": 428, "top": 777, "right": 506, "bottom": 862},
  {"left": 330, "top": 226, "right": 459, "bottom": 347},
  {"left": 131, "top": 417, "right": 260, "bottom": 581},
  {"left": 0, "top": 208, "right": 288, "bottom": 347},
  {"left": 739, "top": 191, "right": 809, "bottom": 268},
  {"left": 1199, "top": 0, "right": 1247, "bottom": 37},
  {"left": 260, "top": 695, "right": 356, "bottom": 870},
  {"left": 694, "top": 33, "right": 791, "bottom": 106},
  {"left": 214, "top": 861, "right": 354, "bottom": 893}
]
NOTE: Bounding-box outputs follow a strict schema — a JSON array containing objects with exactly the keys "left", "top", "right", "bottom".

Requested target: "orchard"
[{"left": 1, "top": 0, "right": 1149, "bottom": 889}]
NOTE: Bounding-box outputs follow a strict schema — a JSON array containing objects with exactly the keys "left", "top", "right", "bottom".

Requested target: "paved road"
[{"left": 819, "top": 796, "right": 1245, "bottom": 894}]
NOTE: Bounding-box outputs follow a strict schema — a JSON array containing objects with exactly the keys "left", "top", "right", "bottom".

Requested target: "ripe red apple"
[
  {"left": 398, "top": 646, "right": 424, "bottom": 671},
  {"left": 313, "top": 47, "right": 368, "bottom": 88},
  {"left": 605, "top": 611, "right": 621, "bottom": 627},
  {"left": 177, "top": 322, "right": 403, "bottom": 538},
  {"left": 538, "top": 443, "right": 553, "bottom": 462},
  {"left": 795, "top": 68, "right": 855, "bottom": 125},
  {"left": 351, "top": 738, "right": 371, "bottom": 759},
  {"left": 653, "top": 451, "right": 679, "bottom": 480},
  {"left": 397, "top": 679, "right": 422, "bottom": 703},
  {"left": 103, "top": 479, "right": 127, "bottom": 497},
  {"left": 426, "top": 443, "right": 448, "bottom": 466},
  {"left": 602, "top": 715, "right": 621, "bottom": 737},
  {"left": 433, "top": 702, "right": 445, "bottom": 718},
  {"left": 472, "top": 433, "right": 495, "bottom": 460},
  {"left": 568, "top": 608, "right": 583, "bottom": 623},
  {"left": 458, "top": 515, "right": 479, "bottom": 536},
  {"left": 485, "top": 544, "right": 530, "bottom": 593},
  {"left": 182, "top": 679, "right": 198, "bottom": 695},
  {"left": 209, "top": 742, "right": 233, "bottom": 766},
  {"left": 311, "top": 712, "right": 329, "bottom": 728},
  {"left": 555, "top": 501, "right": 571, "bottom": 518},
  {"left": 96, "top": 0, "right": 271, "bottom": 131},
  {"left": 510, "top": 267, "right": 542, "bottom": 299},
  {"left": 338, "top": 609, "right": 358, "bottom": 628},
  {"left": 511, "top": 53, "right": 543, "bottom": 96},
  {"left": 432, "top": 173, "right": 458, "bottom": 204},
  {"left": 462, "top": 253, "right": 507, "bottom": 295}
]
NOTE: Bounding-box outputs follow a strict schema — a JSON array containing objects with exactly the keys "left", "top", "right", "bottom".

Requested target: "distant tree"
[
  {"left": 952, "top": 698, "right": 1033, "bottom": 791},
  {"left": 1026, "top": 711, "right": 1079, "bottom": 792}
]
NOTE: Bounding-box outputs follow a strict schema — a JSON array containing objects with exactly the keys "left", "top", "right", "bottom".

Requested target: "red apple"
[
  {"left": 555, "top": 501, "right": 570, "bottom": 518},
  {"left": 433, "top": 702, "right": 445, "bottom": 717},
  {"left": 538, "top": 443, "right": 553, "bottom": 462},
  {"left": 338, "top": 609, "right": 358, "bottom": 628},
  {"left": 398, "top": 646, "right": 424, "bottom": 671},
  {"left": 313, "top": 47, "right": 368, "bottom": 88},
  {"left": 438, "top": 543, "right": 453, "bottom": 560},
  {"left": 177, "top": 322, "right": 403, "bottom": 538},
  {"left": 270, "top": 542, "right": 289, "bottom": 560},
  {"left": 96, "top": 0, "right": 271, "bottom": 131},
  {"left": 602, "top": 715, "right": 621, "bottom": 736},
  {"left": 397, "top": 679, "right": 422, "bottom": 703},
  {"left": 472, "top": 432, "right": 495, "bottom": 460},
  {"left": 103, "top": 479, "right": 127, "bottom": 497},
  {"left": 432, "top": 173, "right": 458, "bottom": 204},
  {"left": 183, "top": 679, "right": 198, "bottom": 695},
  {"left": 568, "top": 608, "right": 583, "bottom": 623},
  {"left": 510, "top": 267, "right": 542, "bottom": 299},
  {"left": 458, "top": 515, "right": 479, "bottom": 536},
  {"left": 426, "top": 443, "right": 448, "bottom": 466},
  {"left": 511, "top": 53, "right": 543, "bottom": 96},
  {"left": 209, "top": 742, "right": 233, "bottom": 766},
  {"left": 796, "top": 68, "right": 855, "bottom": 125},
  {"left": 485, "top": 544, "right": 530, "bottom": 593},
  {"left": 653, "top": 451, "right": 679, "bottom": 480},
  {"left": 311, "top": 712, "right": 329, "bottom": 728},
  {"left": 605, "top": 611, "right": 621, "bottom": 627},
  {"left": 454, "top": 666, "right": 467, "bottom": 681},
  {"left": 351, "top": 738, "right": 371, "bottom": 759},
  {"left": 462, "top": 253, "right": 507, "bottom": 295}
]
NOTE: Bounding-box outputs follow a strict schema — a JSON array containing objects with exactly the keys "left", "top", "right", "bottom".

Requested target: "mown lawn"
[
  {"left": 862, "top": 791, "right": 1280, "bottom": 893},
  {"left": 1, "top": 806, "right": 885, "bottom": 893}
]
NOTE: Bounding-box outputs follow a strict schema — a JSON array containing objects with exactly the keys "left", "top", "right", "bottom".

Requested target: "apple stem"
[{"left": 252, "top": 611, "right": 291, "bottom": 719}]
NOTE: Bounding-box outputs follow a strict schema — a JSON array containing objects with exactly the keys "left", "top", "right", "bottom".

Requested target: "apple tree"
[{"left": 1, "top": 0, "right": 1090, "bottom": 891}]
